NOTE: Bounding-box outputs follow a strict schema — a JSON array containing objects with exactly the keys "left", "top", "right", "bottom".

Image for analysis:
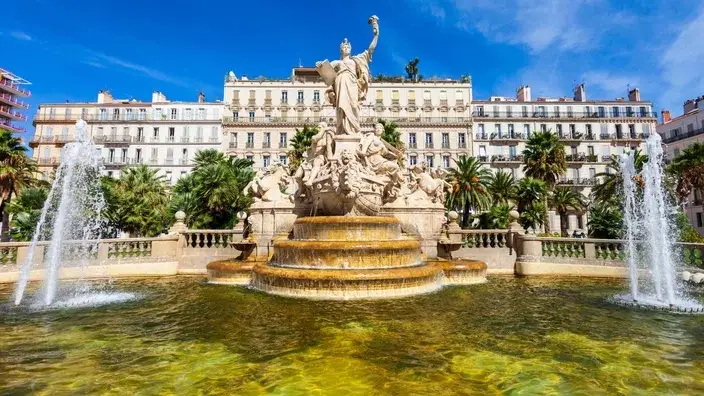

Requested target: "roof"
[{"left": 0, "top": 68, "right": 31, "bottom": 85}]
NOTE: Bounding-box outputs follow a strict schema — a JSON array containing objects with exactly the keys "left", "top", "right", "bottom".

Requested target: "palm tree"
[
  {"left": 488, "top": 170, "right": 516, "bottom": 206},
  {"left": 522, "top": 130, "right": 567, "bottom": 232},
  {"left": 112, "top": 165, "right": 170, "bottom": 237},
  {"left": 193, "top": 149, "right": 229, "bottom": 169},
  {"left": 7, "top": 187, "right": 48, "bottom": 241},
  {"left": 587, "top": 200, "right": 623, "bottom": 239},
  {"left": 405, "top": 58, "right": 420, "bottom": 82},
  {"left": 514, "top": 177, "right": 548, "bottom": 232},
  {"left": 446, "top": 156, "right": 492, "bottom": 228},
  {"left": 377, "top": 119, "right": 404, "bottom": 152},
  {"left": 0, "top": 131, "right": 45, "bottom": 241},
  {"left": 287, "top": 125, "right": 318, "bottom": 175},
  {"left": 549, "top": 187, "right": 587, "bottom": 236},
  {"left": 667, "top": 142, "right": 704, "bottom": 201},
  {"left": 474, "top": 203, "right": 512, "bottom": 229},
  {"left": 593, "top": 150, "right": 648, "bottom": 206}
]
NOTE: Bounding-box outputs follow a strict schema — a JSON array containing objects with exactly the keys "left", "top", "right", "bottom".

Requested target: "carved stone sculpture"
[
  {"left": 315, "top": 16, "right": 379, "bottom": 136},
  {"left": 357, "top": 123, "right": 404, "bottom": 200},
  {"left": 244, "top": 162, "right": 290, "bottom": 202},
  {"left": 406, "top": 162, "right": 452, "bottom": 205}
]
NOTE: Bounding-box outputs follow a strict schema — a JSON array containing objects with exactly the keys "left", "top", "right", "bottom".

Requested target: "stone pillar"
[
  {"left": 507, "top": 210, "right": 525, "bottom": 255},
  {"left": 517, "top": 235, "right": 542, "bottom": 257},
  {"left": 169, "top": 211, "right": 188, "bottom": 234}
]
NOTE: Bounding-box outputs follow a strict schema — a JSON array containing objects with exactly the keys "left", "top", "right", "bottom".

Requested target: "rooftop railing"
[
  {"left": 472, "top": 110, "right": 656, "bottom": 119},
  {"left": 663, "top": 127, "right": 704, "bottom": 144},
  {"left": 0, "top": 79, "right": 31, "bottom": 97}
]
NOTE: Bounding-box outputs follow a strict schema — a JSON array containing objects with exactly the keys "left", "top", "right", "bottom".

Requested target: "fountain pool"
[{"left": 2, "top": 276, "right": 703, "bottom": 394}]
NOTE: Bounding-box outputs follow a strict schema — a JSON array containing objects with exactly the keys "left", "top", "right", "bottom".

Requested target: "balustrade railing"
[
  {"left": 107, "top": 239, "right": 153, "bottom": 258},
  {"left": 182, "top": 230, "right": 237, "bottom": 249},
  {"left": 451, "top": 230, "right": 509, "bottom": 248}
]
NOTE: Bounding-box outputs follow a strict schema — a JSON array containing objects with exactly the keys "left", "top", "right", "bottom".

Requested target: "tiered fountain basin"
[{"left": 207, "top": 216, "right": 488, "bottom": 300}]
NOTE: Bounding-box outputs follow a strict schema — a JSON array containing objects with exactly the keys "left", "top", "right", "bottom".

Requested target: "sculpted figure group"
[{"left": 246, "top": 15, "right": 451, "bottom": 214}]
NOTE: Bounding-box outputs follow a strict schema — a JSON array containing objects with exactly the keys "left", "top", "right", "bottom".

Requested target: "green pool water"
[{"left": 1, "top": 277, "right": 703, "bottom": 395}]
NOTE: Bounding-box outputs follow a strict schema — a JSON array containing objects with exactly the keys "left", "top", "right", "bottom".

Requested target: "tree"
[
  {"left": 7, "top": 187, "right": 48, "bottom": 241},
  {"left": 667, "top": 142, "right": 704, "bottom": 201},
  {"left": 522, "top": 130, "right": 567, "bottom": 232},
  {"left": 446, "top": 156, "right": 492, "bottom": 228},
  {"left": 549, "top": 187, "right": 587, "bottom": 237},
  {"left": 287, "top": 125, "right": 318, "bottom": 175},
  {"left": 488, "top": 170, "right": 516, "bottom": 206},
  {"left": 169, "top": 150, "right": 254, "bottom": 229},
  {"left": 405, "top": 58, "right": 421, "bottom": 82},
  {"left": 377, "top": 119, "right": 404, "bottom": 152},
  {"left": 473, "top": 203, "right": 512, "bottom": 229},
  {"left": 514, "top": 177, "right": 548, "bottom": 231},
  {"left": 593, "top": 150, "right": 648, "bottom": 206},
  {"left": 460, "top": 74, "right": 471, "bottom": 83},
  {"left": 110, "top": 165, "right": 170, "bottom": 237},
  {"left": 587, "top": 200, "right": 623, "bottom": 239}
]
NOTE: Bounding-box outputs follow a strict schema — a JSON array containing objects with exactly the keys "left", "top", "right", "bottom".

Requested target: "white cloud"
[
  {"left": 658, "top": 5, "right": 704, "bottom": 111},
  {"left": 9, "top": 31, "right": 32, "bottom": 41},
  {"left": 581, "top": 71, "right": 640, "bottom": 98},
  {"left": 87, "top": 52, "right": 188, "bottom": 87}
]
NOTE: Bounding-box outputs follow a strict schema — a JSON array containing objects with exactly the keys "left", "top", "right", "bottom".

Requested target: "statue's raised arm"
[{"left": 367, "top": 15, "right": 379, "bottom": 60}]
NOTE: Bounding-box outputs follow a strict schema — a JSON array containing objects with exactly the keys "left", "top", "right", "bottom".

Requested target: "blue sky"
[{"left": 2, "top": 0, "right": 704, "bottom": 139}]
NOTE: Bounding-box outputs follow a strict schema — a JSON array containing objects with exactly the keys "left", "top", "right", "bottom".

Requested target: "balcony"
[
  {"left": 103, "top": 158, "right": 129, "bottom": 168},
  {"left": 425, "top": 142, "right": 434, "bottom": 149},
  {"left": 490, "top": 132, "right": 524, "bottom": 142},
  {"left": 478, "top": 155, "right": 489, "bottom": 162},
  {"left": 0, "top": 79, "right": 31, "bottom": 97},
  {"left": 458, "top": 142, "right": 467, "bottom": 149},
  {"left": 471, "top": 110, "right": 657, "bottom": 119},
  {"left": 566, "top": 153, "right": 599, "bottom": 163},
  {"left": 32, "top": 113, "right": 220, "bottom": 123},
  {"left": 279, "top": 141, "right": 288, "bottom": 149},
  {"left": 229, "top": 142, "right": 238, "bottom": 149},
  {"left": 221, "top": 116, "right": 471, "bottom": 126},
  {"left": 663, "top": 127, "right": 704, "bottom": 144},
  {"left": 179, "top": 158, "right": 189, "bottom": 165},
  {"left": 39, "top": 157, "right": 59, "bottom": 167},
  {"left": 0, "top": 93, "right": 29, "bottom": 109},
  {"left": 491, "top": 154, "right": 524, "bottom": 163},
  {"left": 0, "top": 106, "right": 27, "bottom": 121},
  {"left": 475, "top": 133, "right": 488, "bottom": 140},
  {"left": 557, "top": 178, "right": 597, "bottom": 187},
  {"left": 408, "top": 142, "right": 417, "bottom": 149},
  {"left": 0, "top": 120, "right": 25, "bottom": 133},
  {"left": 262, "top": 142, "right": 271, "bottom": 149},
  {"left": 94, "top": 135, "right": 131, "bottom": 146},
  {"left": 245, "top": 142, "right": 254, "bottom": 149},
  {"left": 441, "top": 142, "right": 450, "bottom": 149}
]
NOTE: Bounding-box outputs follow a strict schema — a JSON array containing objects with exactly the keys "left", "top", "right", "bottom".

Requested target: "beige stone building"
[
  {"left": 30, "top": 90, "right": 223, "bottom": 184},
  {"left": 0, "top": 67, "right": 31, "bottom": 136},
  {"left": 473, "top": 84, "right": 657, "bottom": 232},
  {"left": 657, "top": 96, "right": 704, "bottom": 235},
  {"left": 221, "top": 68, "right": 473, "bottom": 169}
]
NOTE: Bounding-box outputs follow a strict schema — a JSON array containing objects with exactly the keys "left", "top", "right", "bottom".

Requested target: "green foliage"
[
  {"left": 522, "top": 130, "right": 567, "bottom": 188},
  {"left": 7, "top": 187, "right": 48, "bottom": 241},
  {"left": 377, "top": 119, "right": 404, "bottom": 152},
  {"left": 168, "top": 150, "right": 254, "bottom": 229},
  {"left": 514, "top": 177, "right": 547, "bottom": 231},
  {"left": 472, "top": 203, "right": 512, "bottom": 229},
  {"left": 488, "top": 170, "right": 516, "bottom": 206},
  {"left": 593, "top": 150, "right": 647, "bottom": 206},
  {"left": 287, "top": 125, "right": 318, "bottom": 175},
  {"left": 674, "top": 210, "right": 704, "bottom": 243},
  {"left": 446, "top": 156, "right": 492, "bottom": 228},
  {"left": 104, "top": 165, "right": 170, "bottom": 237},
  {"left": 587, "top": 200, "right": 623, "bottom": 239},
  {"left": 404, "top": 58, "right": 421, "bottom": 82},
  {"left": 667, "top": 142, "right": 704, "bottom": 201},
  {"left": 549, "top": 187, "right": 587, "bottom": 236},
  {"left": 521, "top": 201, "right": 547, "bottom": 231}
]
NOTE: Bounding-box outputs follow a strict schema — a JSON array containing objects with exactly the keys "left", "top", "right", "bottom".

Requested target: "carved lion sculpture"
[{"left": 244, "top": 163, "right": 290, "bottom": 202}]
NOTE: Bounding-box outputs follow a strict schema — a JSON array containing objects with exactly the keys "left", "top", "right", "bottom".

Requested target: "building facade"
[
  {"left": 0, "top": 68, "right": 31, "bottom": 136},
  {"left": 473, "top": 85, "right": 657, "bottom": 232},
  {"left": 221, "top": 69, "right": 473, "bottom": 169},
  {"left": 31, "top": 91, "right": 223, "bottom": 184},
  {"left": 657, "top": 96, "right": 704, "bottom": 235}
]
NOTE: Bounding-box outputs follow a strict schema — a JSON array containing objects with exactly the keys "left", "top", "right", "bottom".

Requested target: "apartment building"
[
  {"left": 0, "top": 68, "right": 31, "bottom": 136},
  {"left": 657, "top": 95, "right": 704, "bottom": 235},
  {"left": 473, "top": 84, "right": 657, "bottom": 232},
  {"left": 222, "top": 68, "right": 473, "bottom": 169},
  {"left": 31, "top": 90, "right": 224, "bottom": 184}
]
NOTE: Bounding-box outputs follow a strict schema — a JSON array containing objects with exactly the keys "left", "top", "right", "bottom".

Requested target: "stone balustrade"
[{"left": 0, "top": 227, "right": 701, "bottom": 283}]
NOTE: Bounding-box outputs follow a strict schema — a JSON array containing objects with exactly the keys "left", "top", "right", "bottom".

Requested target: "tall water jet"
[
  {"left": 618, "top": 133, "right": 702, "bottom": 310},
  {"left": 14, "top": 119, "right": 106, "bottom": 306}
]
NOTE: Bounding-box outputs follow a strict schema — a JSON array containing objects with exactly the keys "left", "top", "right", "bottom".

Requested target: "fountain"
[
  {"left": 207, "top": 15, "right": 487, "bottom": 299},
  {"left": 617, "top": 133, "right": 703, "bottom": 311},
  {"left": 13, "top": 120, "right": 134, "bottom": 307}
]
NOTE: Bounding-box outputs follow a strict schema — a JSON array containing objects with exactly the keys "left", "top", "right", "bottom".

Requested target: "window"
[
  {"left": 495, "top": 124, "right": 502, "bottom": 137},
  {"left": 566, "top": 106, "right": 573, "bottom": 118},
  {"left": 409, "top": 155, "right": 417, "bottom": 166},
  {"left": 589, "top": 168, "right": 596, "bottom": 180},
  {"left": 61, "top": 127, "right": 69, "bottom": 138},
  {"left": 246, "top": 155, "right": 254, "bottom": 162},
  {"left": 137, "top": 127, "right": 144, "bottom": 141},
  {"left": 247, "top": 133, "right": 254, "bottom": 146},
  {"left": 554, "top": 106, "right": 560, "bottom": 117},
  {"left": 170, "top": 108, "right": 178, "bottom": 120},
  {"left": 639, "top": 106, "right": 647, "bottom": 117},
  {"left": 586, "top": 124, "right": 592, "bottom": 136},
  {"left": 197, "top": 108, "right": 206, "bottom": 120},
  {"left": 263, "top": 155, "right": 270, "bottom": 167},
  {"left": 425, "top": 133, "right": 433, "bottom": 148},
  {"left": 136, "top": 148, "right": 142, "bottom": 162},
  {"left": 423, "top": 90, "right": 431, "bottom": 101},
  {"left": 125, "top": 108, "right": 133, "bottom": 120},
  {"left": 628, "top": 124, "right": 635, "bottom": 137},
  {"left": 588, "top": 146, "right": 594, "bottom": 156},
  {"left": 279, "top": 155, "right": 287, "bottom": 165},
  {"left": 687, "top": 123, "right": 695, "bottom": 132},
  {"left": 112, "top": 108, "right": 120, "bottom": 120},
  {"left": 108, "top": 148, "right": 115, "bottom": 162},
  {"left": 280, "top": 132, "right": 287, "bottom": 147},
  {"left": 458, "top": 133, "right": 466, "bottom": 147},
  {"left": 281, "top": 91, "right": 288, "bottom": 102},
  {"left": 508, "top": 124, "right": 515, "bottom": 137},
  {"left": 297, "top": 90, "right": 304, "bottom": 103},
  {"left": 569, "top": 124, "right": 576, "bottom": 134},
  {"left": 455, "top": 90, "right": 463, "bottom": 100},
  {"left": 442, "top": 133, "right": 449, "bottom": 148},
  {"left": 210, "top": 126, "right": 218, "bottom": 141},
  {"left": 612, "top": 106, "right": 620, "bottom": 117},
  {"left": 166, "top": 148, "right": 174, "bottom": 160},
  {"left": 184, "top": 108, "right": 193, "bottom": 120},
  {"left": 600, "top": 124, "right": 608, "bottom": 137},
  {"left": 181, "top": 171, "right": 187, "bottom": 179},
  {"left": 694, "top": 212, "right": 703, "bottom": 228},
  {"left": 585, "top": 106, "right": 591, "bottom": 117},
  {"left": 615, "top": 124, "right": 623, "bottom": 138},
  {"left": 573, "top": 168, "right": 580, "bottom": 180},
  {"left": 426, "top": 155, "right": 434, "bottom": 168},
  {"left": 479, "top": 145, "right": 487, "bottom": 157},
  {"left": 392, "top": 90, "right": 399, "bottom": 102},
  {"left": 577, "top": 215, "right": 584, "bottom": 229},
  {"left": 626, "top": 106, "right": 633, "bottom": 117},
  {"left": 409, "top": 91, "right": 416, "bottom": 101},
  {"left": 598, "top": 107, "right": 606, "bottom": 117},
  {"left": 475, "top": 106, "right": 485, "bottom": 116},
  {"left": 181, "top": 148, "right": 188, "bottom": 160},
  {"left": 264, "top": 132, "right": 271, "bottom": 147},
  {"left": 99, "top": 108, "right": 107, "bottom": 120},
  {"left": 150, "top": 148, "right": 158, "bottom": 161},
  {"left": 153, "top": 127, "right": 159, "bottom": 140},
  {"left": 168, "top": 127, "right": 175, "bottom": 142},
  {"left": 556, "top": 124, "right": 563, "bottom": 135},
  {"left": 196, "top": 127, "right": 204, "bottom": 141},
  {"left": 166, "top": 171, "right": 173, "bottom": 185},
  {"left": 110, "top": 127, "right": 117, "bottom": 138},
  {"left": 440, "top": 90, "right": 448, "bottom": 102},
  {"left": 230, "top": 133, "right": 237, "bottom": 148},
  {"left": 537, "top": 106, "right": 546, "bottom": 117},
  {"left": 521, "top": 106, "right": 528, "bottom": 117},
  {"left": 643, "top": 124, "right": 651, "bottom": 136},
  {"left": 313, "top": 90, "right": 320, "bottom": 103},
  {"left": 509, "top": 145, "right": 517, "bottom": 159},
  {"left": 540, "top": 124, "right": 547, "bottom": 133},
  {"left": 249, "top": 111, "right": 255, "bottom": 120},
  {"left": 233, "top": 111, "right": 239, "bottom": 120},
  {"left": 443, "top": 156, "right": 450, "bottom": 168},
  {"left": 523, "top": 124, "right": 530, "bottom": 138},
  {"left": 409, "top": 133, "right": 417, "bottom": 147},
  {"left": 477, "top": 124, "right": 485, "bottom": 136},
  {"left": 506, "top": 107, "right": 513, "bottom": 117}
]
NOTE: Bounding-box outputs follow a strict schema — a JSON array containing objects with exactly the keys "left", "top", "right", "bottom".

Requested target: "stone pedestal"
[
  {"left": 380, "top": 203, "right": 446, "bottom": 259},
  {"left": 247, "top": 200, "right": 310, "bottom": 260},
  {"left": 332, "top": 134, "right": 361, "bottom": 160}
]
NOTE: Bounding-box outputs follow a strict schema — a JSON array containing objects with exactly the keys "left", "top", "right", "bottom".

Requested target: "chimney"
[
  {"left": 516, "top": 85, "right": 531, "bottom": 102},
  {"left": 97, "top": 90, "right": 113, "bottom": 104},
  {"left": 152, "top": 90, "right": 168, "bottom": 103},
  {"left": 628, "top": 88, "right": 641, "bottom": 102},
  {"left": 661, "top": 109, "right": 671, "bottom": 124},
  {"left": 198, "top": 92, "right": 205, "bottom": 103},
  {"left": 573, "top": 83, "right": 586, "bottom": 102},
  {"left": 683, "top": 98, "right": 699, "bottom": 114}
]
